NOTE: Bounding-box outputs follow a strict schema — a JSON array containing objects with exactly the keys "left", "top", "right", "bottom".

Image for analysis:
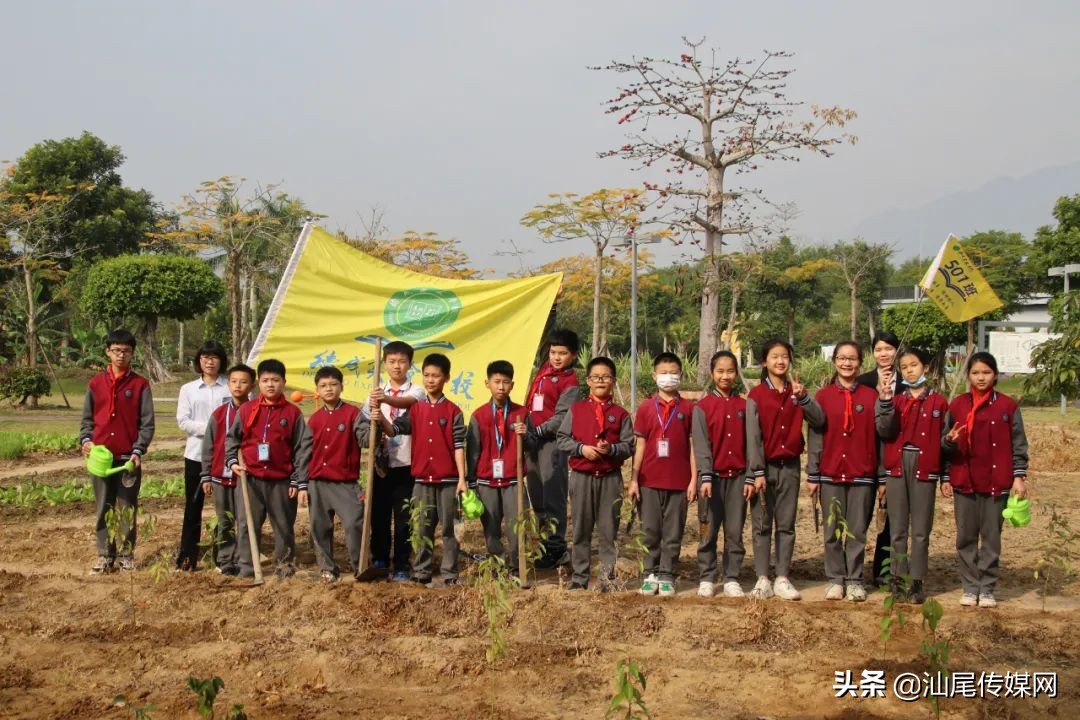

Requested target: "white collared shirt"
[
  {"left": 177, "top": 375, "right": 231, "bottom": 461},
  {"left": 362, "top": 380, "right": 427, "bottom": 468}
]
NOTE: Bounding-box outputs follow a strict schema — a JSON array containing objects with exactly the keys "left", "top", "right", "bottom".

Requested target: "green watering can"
[
  {"left": 86, "top": 444, "right": 135, "bottom": 478},
  {"left": 1002, "top": 495, "right": 1031, "bottom": 528},
  {"left": 460, "top": 488, "right": 485, "bottom": 520}
]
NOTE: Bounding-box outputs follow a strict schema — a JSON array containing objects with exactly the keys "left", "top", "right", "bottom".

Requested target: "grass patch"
[
  {"left": 0, "top": 431, "right": 79, "bottom": 460},
  {"left": 0, "top": 475, "right": 185, "bottom": 506}
]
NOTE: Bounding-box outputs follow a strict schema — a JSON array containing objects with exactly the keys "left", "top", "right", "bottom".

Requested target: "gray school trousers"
[
  {"left": 412, "top": 483, "right": 459, "bottom": 581},
  {"left": 640, "top": 486, "right": 688, "bottom": 581},
  {"left": 477, "top": 484, "right": 523, "bottom": 568},
  {"left": 750, "top": 458, "right": 801, "bottom": 579},
  {"left": 569, "top": 470, "right": 623, "bottom": 586},
  {"left": 211, "top": 484, "right": 238, "bottom": 569},
  {"left": 953, "top": 491, "right": 1007, "bottom": 596},
  {"left": 236, "top": 477, "right": 298, "bottom": 577},
  {"left": 697, "top": 476, "right": 747, "bottom": 583},
  {"left": 526, "top": 440, "right": 569, "bottom": 557},
  {"left": 886, "top": 448, "right": 937, "bottom": 581},
  {"left": 309, "top": 480, "right": 364, "bottom": 574},
  {"left": 91, "top": 463, "right": 142, "bottom": 559},
  {"left": 819, "top": 483, "right": 876, "bottom": 586}
]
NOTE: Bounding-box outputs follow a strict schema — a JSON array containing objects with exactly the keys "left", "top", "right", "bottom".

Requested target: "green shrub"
[{"left": 0, "top": 367, "right": 51, "bottom": 403}]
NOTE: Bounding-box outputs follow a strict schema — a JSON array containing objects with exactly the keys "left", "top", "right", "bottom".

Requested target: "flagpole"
[{"left": 246, "top": 219, "right": 315, "bottom": 365}]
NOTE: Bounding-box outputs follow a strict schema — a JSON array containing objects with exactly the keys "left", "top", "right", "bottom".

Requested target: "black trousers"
[
  {"left": 371, "top": 465, "right": 415, "bottom": 572},
  {"left": 176, "top": 458, "right": 206, "bottom": 569}
]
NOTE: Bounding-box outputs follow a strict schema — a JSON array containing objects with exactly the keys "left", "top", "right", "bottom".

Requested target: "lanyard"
[
  {"left": 492, "top": 400, "right": 509, "bottom": 454},
  {"left": 261, "top": 405, "right": 274, "bottom": 443},
  {"left": 653, "top": 397, "right": 679, "bottom": 438}
]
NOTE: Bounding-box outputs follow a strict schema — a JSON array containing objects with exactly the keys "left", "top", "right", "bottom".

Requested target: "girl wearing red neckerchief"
[{"left": 942, "top": 352, "right": 1029, "bottom": 609}]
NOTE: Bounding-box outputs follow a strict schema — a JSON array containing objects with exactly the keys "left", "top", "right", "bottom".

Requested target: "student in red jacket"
[
  {"left": 942, "top": 352, "right": 1029, "bottom": 609},
  {"left": 692, "top": 350, "right": 765, "bottom": 599},
  {"left": 884, "top": 347, "right": 948, "bottom": 604},
  {"left": 628, "top": 352, "right": 696, "bottom": 598},
  {"left": 305, "top": 366, "right": 367, "bottom": 582},
  {"left": 746, "top": 339, "right": 824, "bottom": 601},
  {"left": 199, "top": 363, "right": 255, "bottom": 576},
  {"left": 556, "top": 356, "right": 635, "bottom": 591},
  {"left": 807, "top": 341, "right": 898, "bottom": 602},
  {"left": 79, "top": 329, "right": 156, "bottom": 574},
  {"left": 226, "top": 358, "right": 312, "bottom": 580},
  {"left": 466, "top": 360, "right": 532, "bottom": 570},
  {"left": 525, "top": 328, "right": 581, "bottom": 569},
  {"left": 376, "top": 353, "right": 468, "bottom": 586}
]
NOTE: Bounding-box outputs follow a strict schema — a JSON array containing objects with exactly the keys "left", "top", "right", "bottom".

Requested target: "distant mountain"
[{"left": 848, "top": 161, "right": 1080, "bottom": 259}]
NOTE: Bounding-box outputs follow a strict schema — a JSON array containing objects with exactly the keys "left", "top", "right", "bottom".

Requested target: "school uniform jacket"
[
  {"left": 525, "top": 364, "right": 581, "bottom": 441},
  {"left": 942, "top": 391, "right": 1028, "bottom": 496},
  {"left": 747, "top": 379, "right": 825, "bottom": 462},
  {"left": 390, "top": 395, "right": 466, "bottom": 484},
  {"left": 806, "top": 382, "right": 898, "bottom": 486},
  {"left": 556, "top": 398, "right": 634, "bottom": 475},
  {"left": 634, "top": 394, "right": 694, "bottom": 491},
  {"left": 883, "top": 389, "right": 949, "bottom": 482},
  {"left": 307, "top": 401, "right": 366, "bottom": 486},
  {"left": 467, "top": 400, "right": 533, "bottom": 488},
  {"left": 692, "top": 389, "right": 765, "bottom": 486},
  {"left": 79, "top": 369, "right": 155, "bottom": 459},
  {"left": 200, "top": 400, "right": 242, "bottom": 487},
  {"left": 224, "top": 396, "right": 312, "bottom": 489}
]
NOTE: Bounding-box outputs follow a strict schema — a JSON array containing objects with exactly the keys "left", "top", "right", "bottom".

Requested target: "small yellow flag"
[{"left": 919, "top": 234, "right": 1004, "bottom": 322}]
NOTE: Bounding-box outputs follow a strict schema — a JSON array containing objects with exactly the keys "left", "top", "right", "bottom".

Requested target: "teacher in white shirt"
[{"left": 176, "top": 340, "right": 230, "bottom": 570}]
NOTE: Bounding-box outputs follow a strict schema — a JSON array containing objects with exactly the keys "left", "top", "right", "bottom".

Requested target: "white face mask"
[{"left": 655, "top": 373, "right": 681, "bottom": 392}]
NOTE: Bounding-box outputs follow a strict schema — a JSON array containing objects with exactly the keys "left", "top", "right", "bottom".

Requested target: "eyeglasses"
[
  {"left": 108, "top": 348, "right": 134, "bottom": 356},
  {"left": 835, "top": 356, "right": 860, "bottom": 363},
  {"left": 587, "top": 375, "right": 614, "bottom": 382}
]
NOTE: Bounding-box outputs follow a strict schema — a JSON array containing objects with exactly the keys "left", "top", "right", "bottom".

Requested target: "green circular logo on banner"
[{"left": 384, "top": 287, "right": 462, "bottom": 340}]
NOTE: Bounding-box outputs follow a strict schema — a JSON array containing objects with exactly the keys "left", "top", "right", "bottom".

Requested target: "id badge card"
[
  {"left": 657, "top": 439, "right": 670, "bottom": 458},
  {"left": 492, "top": 459, "right": 505, "bottom": 479},
  {"left": 532, "top": 394, "right": 544, "bottom": 412},
  {"left": 257, "top": 443, "right": 270, "bottom": 462},
  {"left": 223, "top": 465, "right": 233, "bottom": 479}
]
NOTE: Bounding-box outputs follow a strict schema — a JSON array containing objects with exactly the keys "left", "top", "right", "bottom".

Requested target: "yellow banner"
[
  {"left": 919, "top": 234, "right": 1003, "bottom": 322},
  {"left": 249, "top": 226, "right": 562, "bottom": 418}
]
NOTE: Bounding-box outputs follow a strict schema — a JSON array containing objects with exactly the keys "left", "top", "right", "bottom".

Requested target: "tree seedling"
[
  {"left": 1033, "top": 503, "right": 1079, "bottom": 612},
  {"left": 405, "top": 497, "right": 434, "bottom": 557},
  {"left": 878, "top": 546, "right": 913, "bottom": 658},
  {"left": 512, "top": 508, "right": 555, "bottom": 586},
  {"left": 472, "top": 554, "right": 515, "bottom": 664},
  {"left": 918, "top": 598, "right": 951, "bottom": 720},
  {"left": 186, "top": 676, "right": 247, "bottom": 720},
  {"left": 112, "top": 694, "right": 156, "bottom": 719},
  {"left": 104, "top": 506, "right": 158, "bottom": 627},
  {"left": 607, "top": 657, "right": 649, "bottom": 719},
  {"left": 825, "top": 496, "right": 850, "bottom": 544}
]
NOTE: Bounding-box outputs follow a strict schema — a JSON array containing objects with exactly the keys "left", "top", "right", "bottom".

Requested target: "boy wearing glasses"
[
  {"left": 79, "top": 329, "right": 156, "bottom": 574},
  {"left": 556, "top": 356, "right": 634, "bottom": 591}
]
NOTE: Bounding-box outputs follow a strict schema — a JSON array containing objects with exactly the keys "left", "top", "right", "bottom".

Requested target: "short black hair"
[
  {"left": 315, "top": 366, "right": 344, "bottom": 384},
  {"left": 652, "top": 352, "right": 682, "bottom": 370},
  {"left": 547, "top": 328, "right": 580, "bottom": 355},
  {"left": 586, "top": 356, "right": 617, "bottom": 378},
  {"left": 105, "top": 328, "right": 137, "bottom": 349},
  {"left": 709, "top": 350, "right": 739, "bottom": 373},
  {"left": 871, "top": 331, "right": 901, "bottom": 350},
  {"left": 967, "top": 351, "right": 999, "bottom": 376},
  {"left": 423, "top": 353, "right": 451, "bottom": 376},
  {"left": 383, "top": 340, "right": 415, "bottom": 363},
  {"left": 486, "top": 360, "right": 514, "bottom": 379},
  {"left": 257, "top": 358, "right": 287, "bottom": 379},
  {"left": 192, "top": 340, "right": 228, "bottom": 374},
  {"left": 227, "top": 363, "right": 256, "bottom": 382},
  {"left": 898, "top": 346, "right": 932, "bottom": 367}
]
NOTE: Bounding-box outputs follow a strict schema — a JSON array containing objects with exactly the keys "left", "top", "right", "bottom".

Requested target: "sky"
[{"left": 3, "top": 1, "right": 1079, "bottom": 274}]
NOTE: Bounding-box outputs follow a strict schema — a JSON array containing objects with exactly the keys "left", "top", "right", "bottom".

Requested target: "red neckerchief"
[
  {"left": 243, "top": 394, "right": 287, "bottom": 432},
  {"left": 837, "top": 382, "right": 856, "bottom": 433},
  {"left": 589, "top": 394, "right": 609, "bottom": 437},
  {"left": 107, "top": 366, "right": 130, "bottom": 417},
  {"left": 655, "top": 395, "right": 677, "bottom": 427},
  {"left": 527, "top": 363, "right": 571, "bottom": 408},
  {"left": 967, "top": 389, "right": 991, "bottom": 437},
  {"left": 493, "top": 400, "right": 508, "bottom": 454}
]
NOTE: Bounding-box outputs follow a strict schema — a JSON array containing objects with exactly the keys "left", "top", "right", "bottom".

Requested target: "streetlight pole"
[
  {"left": 616, "top": 230, "right": 659, "bottom": 412},
  {"left": 1047, "top": 263, "right": 1080, "bottom": 414}
]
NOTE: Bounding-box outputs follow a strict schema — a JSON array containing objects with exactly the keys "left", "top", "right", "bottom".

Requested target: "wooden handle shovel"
[
  {"left": 516, "top": 429, "right": 528, "bottom": 588},
  {"left": 237, "top": 468, "right": 264, "bottom": 586},
  {"left": 356, "top": 338, "right": 387, "bottom": 582}
]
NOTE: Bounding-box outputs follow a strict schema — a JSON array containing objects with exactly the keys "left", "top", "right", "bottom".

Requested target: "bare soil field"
[{"left": 1, "top": 422, "right": 1078, "bottom": 719}]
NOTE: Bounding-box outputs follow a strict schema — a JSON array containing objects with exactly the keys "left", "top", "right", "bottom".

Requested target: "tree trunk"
[
  {"left": 722, "top": 286, "right": 741, "bottom": 351},
  {"left": 248, "top": 279, "right": 259, "bottom": 353},
  {"left": 21, "top": 261, "right": 39, "bottom": 408},
  {"left": 177, "top": 321, "right": 185, "bottom": 367},
  {"left": 697, "top": 165, "right": 726, "bottom": 384},
  {"left": 227, "top": 251, "right": 242, "bottom": 360},
  {"left": 867, "top": 307, "right": 877, "bottom": 343},
  {"left": 137, "top": 316, "right": 173, "bottom": 383},
  {"left": 600, "top": 306, "right": 609, "bottom": 356},
  {"left": 966, "top": 319, "right": 975, "bottom": 355},
  {"left": 787, "top": 310, "right": 796, "bottom": 347},
  {"left": 849, "top": 283, "right": 859, "bottom": 341},
  {"left": 591, "top": 245, "right": 604, "bottom": 359}
]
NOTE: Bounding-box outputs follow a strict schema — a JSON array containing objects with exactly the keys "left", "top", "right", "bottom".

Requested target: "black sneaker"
[
  {"left": 443, "top": 577, "right": 460, "bottom": 587},
  {"left": 116, "top": 556, "right": 136, "bottom": 572},
  {"left": 909, "top": 580, "right": 926, "bottom": 605},
  {"left": 413, "top": 576, "right": 432, "bottom": 586},
  {"left": 90, "top": 556, "right": 114, "bottom": 575},
  {"left": 566, "top": 581, "right": 587, "bottom": 591},
  {"left": 221, "top": 565, "right": 240, "bottom": 577},
  {"left": 275, "top": 564, "right": 296, "bottom": 580}
]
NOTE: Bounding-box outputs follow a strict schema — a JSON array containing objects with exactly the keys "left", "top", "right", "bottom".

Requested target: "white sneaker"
[
  {"left": 960, "top": 593, "right": 978, "bottom": 607},
  {"left": 824, "top": 583, "right": 845, "bottom": 600},
  {"left": 846, "top": 584, "right": 867, "bottom": 602},
  {"left": 723, "top": 581, "right": 745, "bottom": 598},
  {"left": 698, "top": 581, "right": 716, "bottom": 598},
  {"left": 639, "top": 574, "right": 659, "bottom": 596},
  {"left": 978, "top": 594, "right": 997, "bottom": 608},
  {"left": 749, "top": 577, "right": 773, "bottom": 599},
  {"left": 773, "top": 577, "right": 802, "bottom": 601}
]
